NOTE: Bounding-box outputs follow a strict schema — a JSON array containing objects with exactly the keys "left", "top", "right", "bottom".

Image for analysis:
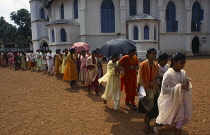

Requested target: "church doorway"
[
  {"left": 192, "top": 36, "right": 199, "bottom": 53},
  {"left": 41, "top": 42, "right": 49, "bottom": 51}
]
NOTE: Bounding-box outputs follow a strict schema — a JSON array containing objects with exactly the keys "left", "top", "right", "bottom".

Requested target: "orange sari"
[
  {"left": 138, "top": 60, "right": 159, "bottom": 90},
  {"left": 63, "top": 54, "right": 78, "bottom": 81},
  {"left": 119, "top": 55, "right": 138, "bottom": 97}
]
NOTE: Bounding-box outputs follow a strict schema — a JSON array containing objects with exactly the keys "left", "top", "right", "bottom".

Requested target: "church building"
[{"left": 29, "top": 0, "right": 210, "bottom": 58}]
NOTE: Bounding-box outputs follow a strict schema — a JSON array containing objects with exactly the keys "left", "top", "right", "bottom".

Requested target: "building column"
[
  {"left": 79, "top": 0, "right": 87, "bottom": 42},
  {"left": 150, "top": 23, "right": 155, "bottom": 41},
  {"left": 159, "top": 8, "right": 166, "bottom": 33},
  {"left": 128, "top": 24, "right": 132, "bottom": 40},
  {"left": 120, "top": 0, "right": 127, "bottom": 39},
  {"left": 186, "top": 8, "right": 192, "bottom": 33},
  {"left": 203, "top": 1, "right": 209, "bottom": 33}
]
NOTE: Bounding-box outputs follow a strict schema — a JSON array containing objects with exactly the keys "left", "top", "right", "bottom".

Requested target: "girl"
[
  {"left": 63, "top": 48, "right": 78, "bottom": 87},
  {"left": 61, "top": 49, "right": 68, "bottom": 77},
  {"left": 54, "top": 49, "right": 62, "bottom": 76},
  {"left": 154, "top": 53, "right": 192, "bottom": 135},
  {"left": 29, "top": 51, "right": 36, "bottom": 71},
  {"left": 20, "top": 51, "right": 27, "bottom": 70},
  {"left": 42, "top": 50, "right": 47, "bottom": 73},
  {"left": 157, "top": 53, "right": 169, "bottom": 89},
  {"left": 79, "top": 50, "right": 88, "bottom": 83},
  {"left": 46, "top": 50, "right": 54, "bottom": 75},
  {"left": 99, "top": 54, "right": 124, "bottom": 112},
  {"left": 137, "top": 48, "right": 159, "bottom": 133}
]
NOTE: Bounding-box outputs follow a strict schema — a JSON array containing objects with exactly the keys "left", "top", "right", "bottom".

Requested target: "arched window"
[
  {"left": 130, "top": 0, "right": 137, "bottom": 16},
  {"left": 143, "top": 0, "right": 150, "bottom": 14},
  {"left": 60, "top": 29, "right": 66, "bottom": 42},
  {"left": 154, "top": 27, "right": 156, "bottom": 40},
  {"left": 144, "top": 25, "right": 149, "bottom": 40},
  {"left": 61, "top": 3, "right": 64, "bottom": 19},
  {"left": 166, "top": 1, "right": 178, "bottom": 32},
  {"left": 101, "top": 0, "right": 115, "bottom": 33},
  {"left": 191, "top": 1, "right": 203, "bottom": 32},
  {"left": 74, "top": 0, "right": 78, "bottom": 19},
  {"left": 133, "top": 26, "right": 139, "bottom": 40},
  {"left": 52, "top": 29, "right": 55, "bottom": 42},
  {"left": 40, "top": 8, "right": 45, "bottom": 19}
]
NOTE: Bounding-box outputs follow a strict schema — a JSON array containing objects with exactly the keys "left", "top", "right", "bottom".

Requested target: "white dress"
[
  {"left": 99, "top": 60, "right": 124, "bottom": 110},
  {"left": 46, "top": 53, "right": 54, "bottom": 73},
  {"left": 156, "top": 68, "right": 192, "bottom": 129}
]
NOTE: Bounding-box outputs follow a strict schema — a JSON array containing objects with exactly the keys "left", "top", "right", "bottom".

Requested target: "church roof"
[
  {"left": 128, "top": 13, "right": 159, "bottom": 21},
  {"left": 47, "top": 19, "right": 79, "bottom": 26}
]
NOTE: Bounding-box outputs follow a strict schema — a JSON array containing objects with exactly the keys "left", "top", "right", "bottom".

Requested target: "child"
[
  {"left": 61, "top": 49, "right": 68, "bottom": 77},
  {"left": 99, "top": 55, "right": 124, "bottom": 112},
  {"left": 137, "top": 48, "right": 159, "bottom": 133},
  {"left": 42, "top": 51, "right": 47, "bottom": 73},
  {"left": 154, "top": 53, "right": 192, "bottom": 135},
  {"left": 79, "top": 50, "right": 88, "bottom": 82},
  {"left": 157, "top": 53, "right": 169, "bottom": 89}
]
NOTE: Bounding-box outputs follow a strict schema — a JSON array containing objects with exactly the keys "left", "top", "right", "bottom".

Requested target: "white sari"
[
  {"left": 156, "top": 68, "right": 192, "bottom": 129},
  {"left": 85, "top": 56, "right": 98, "bottom": 86}
]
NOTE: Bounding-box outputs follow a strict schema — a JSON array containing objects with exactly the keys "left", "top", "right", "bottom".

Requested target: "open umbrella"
[
  {"left": 70, "top": 42, "right": 90, "bottom": 53},
  {"left": 99, "top": 38, "right": 136, "bottom": 57}
]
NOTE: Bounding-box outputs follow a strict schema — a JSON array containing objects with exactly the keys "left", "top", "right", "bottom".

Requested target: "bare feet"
[{"left": 115, "top": 109, "right": 124, "bottom": 113}]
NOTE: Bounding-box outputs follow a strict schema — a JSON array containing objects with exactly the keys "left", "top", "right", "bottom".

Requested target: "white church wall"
[
  {"left": 30, "top": 0, "right": 43, "bottom": 21},
  {"left": 159, "top": 34, "right": 186, "bottom": 55},
  {"left": 84, "top": 0, "right": 121, "bottom": 35},
  {"left": 50, "top": 0, "right": 74, "bottom": 21},
  {"left": 85, "top": 35, "right": 120, "bottom": 52}
]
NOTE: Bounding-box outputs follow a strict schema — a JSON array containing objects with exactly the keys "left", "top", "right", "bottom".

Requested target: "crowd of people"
[{"left": 0, "top": 48, "right": 192, "bottom": 135}]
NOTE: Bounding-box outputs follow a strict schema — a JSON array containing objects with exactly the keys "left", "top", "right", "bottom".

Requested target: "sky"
[{"left": 0, "top": 0, "right": 30, "bottom": 25}]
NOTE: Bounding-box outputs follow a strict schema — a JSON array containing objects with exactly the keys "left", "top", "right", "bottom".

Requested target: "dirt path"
[{"left": 0, "top": 56, "right": 209, "bottom": 135}]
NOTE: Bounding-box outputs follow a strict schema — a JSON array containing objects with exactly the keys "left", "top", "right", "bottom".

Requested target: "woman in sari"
[
  {"left": 118, "top": 49, "right": 139, "bottom": 109},
  {"left": 20, "top": 51, "right": 27, "bottom": 70},
  {"left": 36, "top": 49, "right": 43, "bottom": 71},
  {"left": 55, "top": 49, "right": 62, "bottom": 77},
  {"left": 61, "top": 49, "right": 68, "bottom": 77},
  {"left": 137, "top": 48, "right": 159, "bottom": 133},
  {"left": 63, "top": 48, "right": 78, "bottom": 87},
  {"left": 79, "top": 50, "right": 88, "bottom": 83},
  {"left": 154, "top": 53, "right": 192, "bottom": 135}
]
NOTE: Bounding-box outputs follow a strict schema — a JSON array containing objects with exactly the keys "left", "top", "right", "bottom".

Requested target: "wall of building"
[{"left": 30, "top": 0, "right": 210, "bottom": 57}]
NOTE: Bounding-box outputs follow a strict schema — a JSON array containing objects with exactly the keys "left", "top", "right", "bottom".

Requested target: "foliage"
[
  {"left": 10, "top": 9, "right": 32, "bottom": 48},
  {"left": 0, "top": 17, "right": 17, "bottom": 43}
]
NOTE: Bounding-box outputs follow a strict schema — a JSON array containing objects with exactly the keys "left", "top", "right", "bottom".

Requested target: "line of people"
[
  {"left": 0, "top": 48, "right": 192, "bottom": 135},
  {"left": 99, "top": 48, "right": 192, "bottom": 135}
]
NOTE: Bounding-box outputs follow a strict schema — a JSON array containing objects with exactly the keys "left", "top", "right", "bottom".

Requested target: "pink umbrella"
[{"left": 70, "top": 42, "right": 90, "bottom": 53}]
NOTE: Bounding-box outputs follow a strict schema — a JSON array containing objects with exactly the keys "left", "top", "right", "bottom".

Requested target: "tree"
[
  {"left": 0, "top": 16, "right": 17, "bottom": 43},
  {"left": 10, "top": 9, "right": 31, "bottom": 48}
]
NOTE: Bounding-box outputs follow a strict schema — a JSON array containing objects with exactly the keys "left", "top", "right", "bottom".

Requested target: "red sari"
[{"left": 119, "top": 55, "right": 138, "bottom": 105}]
